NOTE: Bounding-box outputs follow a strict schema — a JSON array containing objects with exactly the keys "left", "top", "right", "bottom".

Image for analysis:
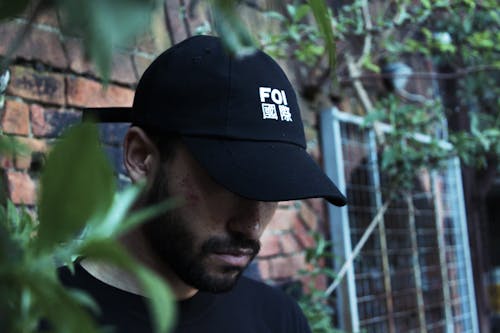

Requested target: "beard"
[{"left": 140, "top": 170, "right": 260, "bottom": 293}]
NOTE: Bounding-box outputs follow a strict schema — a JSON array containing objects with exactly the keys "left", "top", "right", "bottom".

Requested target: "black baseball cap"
[{"left": 84, "top": 35, "right": 346, "bottom": 206}]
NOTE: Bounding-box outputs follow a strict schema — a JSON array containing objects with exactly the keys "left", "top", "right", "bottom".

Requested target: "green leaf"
[
  {"left": 135, "top": 266, "right": 176, "bottom": 333},
  {"left": 286, "top": 4, "right": 296, "bottom": 18},
  {"left": 86, "top": 183, "right": 180, "bottom": 239},
  {"left": 57, "top": 0, "right": 160, "bottom": 80},
  {"left": 0, "top": 217, "right": 23, "bottom": 264},
  {"left": 66, "top": 289, "right": 101, "bottom": 316},
  {"left": 37, "top": 123, "right": 115, "bottom": 253},
  {"left": 0, "top": 0, "right": 30, "bottom": 20},
  {"left": 264, "top": 11, "right": 286, "bottom": 22},
  {"left": 79, "top": 239, "right": 175, "bottom": 333},
  {"left": 307, "top": 0, "right": 336, "bottom": 81},
  {"left": 0, "top": 135, "right": 29, "bottom": 158},
  {"left": 24, "top": 271, "right": 101, "bottom": 333},
  {"left": 211, "top": 0, "right": 256, "bottom": 57},
  {"left": 119, "top": 196, "right": 180, "bottom": 236},
  {"left": 294, "top": 4, "right": 311, "bottom": 22},
  {"left": 361, "top": 55, "right": 381, "bottom": 73},
  {"left": 6, "top": 200, "right": 19, "bottom": 233}
]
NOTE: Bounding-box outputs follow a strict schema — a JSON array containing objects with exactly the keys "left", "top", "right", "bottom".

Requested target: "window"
[{"left": 321, "top": 108, "right": 479, "bottom": 333}]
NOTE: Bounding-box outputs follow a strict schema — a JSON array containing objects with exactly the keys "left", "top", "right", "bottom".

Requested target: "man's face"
[{"left": 142, "top": 143, "right": 277, "bottom": 293}]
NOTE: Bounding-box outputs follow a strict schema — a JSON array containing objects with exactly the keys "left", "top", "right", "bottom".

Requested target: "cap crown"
[{"left": 132, "top": 35, "right": 306, "bottom": 148}]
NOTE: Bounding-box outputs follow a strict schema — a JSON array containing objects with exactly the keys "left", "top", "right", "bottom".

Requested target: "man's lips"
[{"left": 211, "top": 248, "right": 254, "bottom": 266}]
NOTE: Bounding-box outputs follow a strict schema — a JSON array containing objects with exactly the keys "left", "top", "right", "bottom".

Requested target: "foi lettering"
[{"left": 259, "top": 87, "right": 292, "bottom": 122}]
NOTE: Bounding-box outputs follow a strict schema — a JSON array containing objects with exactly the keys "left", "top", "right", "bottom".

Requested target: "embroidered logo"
[{"left": 259, "top": 87, "right": 292, "bottom": 122}]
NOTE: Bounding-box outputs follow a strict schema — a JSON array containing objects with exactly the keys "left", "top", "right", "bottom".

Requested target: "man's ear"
[{"left": 123, "top": 127, "right": 159, "bottom": 183}]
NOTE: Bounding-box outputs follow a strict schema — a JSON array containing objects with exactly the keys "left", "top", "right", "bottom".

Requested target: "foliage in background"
[
  {"left": 296, "top": 233, "right": 344, "bottom": 333},
  {"left": 257, "top": 0, "right": 499, "bottom": 191},
  {"left": 0, "top": 0, "right": 336, "bottom": 79},
  {"left": 0, "top": 124, "right": 176, "bottom": 333},
  {"left": 258, "top": 1, "right": 497, "bottom": 330},
  {"left": 363, "top": 95, "right": 450, "bottom": 195}
]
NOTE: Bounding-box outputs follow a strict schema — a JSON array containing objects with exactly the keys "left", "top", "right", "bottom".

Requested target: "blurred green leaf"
[
  {"left": 0, "top": 217, "right": 23, "bottom": 265},
  {"left": 119, "top": 196, "right": 180, "bottom": 236},
  {"left": 79, "top": 239, "right": 175, "bottom": 333},
  {"left": 24, "top": 271, "right": 101, "bottom": 333},
  {"left": 293, "top": 4, "right": 311, "bottom": 22},
  {"left": 66, "top": 289, "right": 101, "bottom": 316},
  {"left": 57, "top": 0, "right": 160, "bottom": 80},
  {"left": 360, "top": 54, "right": 380, "bottom": 73},
  {"left": 37, "top": 123, "right": 115, "bottom": 253},
  {"left": 211, "top": 0, "right": 256, "bottom": 56},
  {"left": 86, "top": 183, "right": 180, "bottom": 238},
  {"left": 0, "top": 135, "right": 29, "bottom": 157},
  {"left": 0, "top": 0, "right": 30, "bottom": 20},
  {"left": 264, "top": 11, "right": 286, "bottom": 22},
  {"left": 307, "top": 0, "right": 336, "bottom": 82}
]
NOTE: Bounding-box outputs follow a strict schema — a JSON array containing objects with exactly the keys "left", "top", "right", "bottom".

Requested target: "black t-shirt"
[{"left": 58, "top": 264, "right": 312, "bottom": 333}]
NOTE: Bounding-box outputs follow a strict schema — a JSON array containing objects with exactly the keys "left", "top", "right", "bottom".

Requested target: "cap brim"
[
  {"left": 182, "top": 137, "right": 347, "bottom": 206},
  {"left": 82, "top": 107, "right": 133, "bottom": 123}
]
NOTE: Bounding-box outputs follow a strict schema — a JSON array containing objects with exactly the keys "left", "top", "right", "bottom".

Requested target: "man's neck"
[
  {"left": 79, "top": 228, "right": 198, "bottom": 300},
  {"left": 80, "top": 259, "right": 143, "bottom": 295}
]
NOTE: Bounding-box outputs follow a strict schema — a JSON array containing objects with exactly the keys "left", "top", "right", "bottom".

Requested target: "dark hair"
[{"left": 134, "top": 124, "right": 181, "bottom": 163}]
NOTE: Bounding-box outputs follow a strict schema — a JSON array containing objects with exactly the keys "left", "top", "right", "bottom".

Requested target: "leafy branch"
[{"left": 0, "top": 124, "right": 176, "bottom": 333}]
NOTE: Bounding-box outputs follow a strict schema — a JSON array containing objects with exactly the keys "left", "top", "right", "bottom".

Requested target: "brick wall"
[
  {"left": 0, "top": 2, "right": 328, "bottom": 290},
  {"left": 0, "top": 5, "right": 158, "bottom": 205}
]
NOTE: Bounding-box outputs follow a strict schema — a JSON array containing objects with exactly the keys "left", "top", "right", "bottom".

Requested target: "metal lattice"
[{"left": 321, "top": 108, "right": 478, "bottom": 333}]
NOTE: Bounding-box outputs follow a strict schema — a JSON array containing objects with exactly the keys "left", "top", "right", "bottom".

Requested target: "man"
[{"left": 62, "top": 35, "right": 346, "bottom": 332}]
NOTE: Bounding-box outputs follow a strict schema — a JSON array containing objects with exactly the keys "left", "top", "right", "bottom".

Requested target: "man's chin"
[{"left": 190, "top": 268, "right": 244, "bottom": 293}]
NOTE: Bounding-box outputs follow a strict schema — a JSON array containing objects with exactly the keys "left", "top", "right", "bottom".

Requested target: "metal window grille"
[{"left": 320, "top": 108, "right": 479, "bottom": 333}]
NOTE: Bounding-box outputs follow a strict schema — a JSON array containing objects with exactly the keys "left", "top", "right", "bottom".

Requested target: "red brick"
[
  {"left": 267, "top": 208, "right": 298, "bottom": 232},
  {"left": 299, "top": 201, "right": 319, "bottom": 231},
  {"left": 303, "top": 198, "right": 325, "bottom": 217},
  {"left": 1, "top": 100, "right": 30, "bottom": 135},
  {"left": 67, "top": 77, "right": 134, "bottom": 108},
  {"left": 135, "top": 31, "right": 159, "bottom": 55},
  {"left": 30, "top": 104, "right": 47, "bottom": 136},
  {"left": 14, "top": 137, "right": 47, "bottom": 170},
  {"left": 7, "top": 171, "right": 36, "bottom": 205},
  {"left": 0, "top": 21, "right": 17, "bottom": 55},
  {"left": 293, "top": 218, "right": 316, "bottom": 249},
  {"left": 21, "top": 4, "right": 60, "bottom": 27},
  {"left": 65, "top": 38, "right": 137, "bottom": 84},
  {"left": 0, "top": 22, "right": 67, "bottom": 69},
  {"left": 281, "top": 232, "right": 301, "bottom": 254},
  {"left": 269, "top": 254, "right": 306, "bottom": 280},
  {"left": 109, "top": 52, "right": 137, "bottom": 84},
  {"left": 7, "top": 66, "right": 65, "bottom": 105},
  {"left": 1, "top": 155, "right": 14, "bottom": 169},
  {"left": 64, "top": 38, "right": 94, "bottom": 75},
  {"left": 258, "top": 232, "right": 281, "bottom": 258},
  {"left": 34, "top": 7, "right": 59, "bottom": 27},
  {"left": 257, "top": 259, "right": 272, "bottom": 280},
  {"left": 301, "top": 274, "right": 327, "bottom": 294},
  {"left": 31, "top": 104, "right": 80, "bottom": 138},
  {"left": 164, "top": 0, "right": 189, "bottom": 44}
]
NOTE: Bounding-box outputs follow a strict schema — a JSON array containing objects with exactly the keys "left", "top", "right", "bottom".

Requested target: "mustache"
[{"left": 201, "top": 235, "right": 261, "bottom": 256}]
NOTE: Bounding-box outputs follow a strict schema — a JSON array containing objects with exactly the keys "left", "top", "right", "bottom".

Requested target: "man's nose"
[{"left": 226, "top": 199, "right": 272, "bottom": 240}]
